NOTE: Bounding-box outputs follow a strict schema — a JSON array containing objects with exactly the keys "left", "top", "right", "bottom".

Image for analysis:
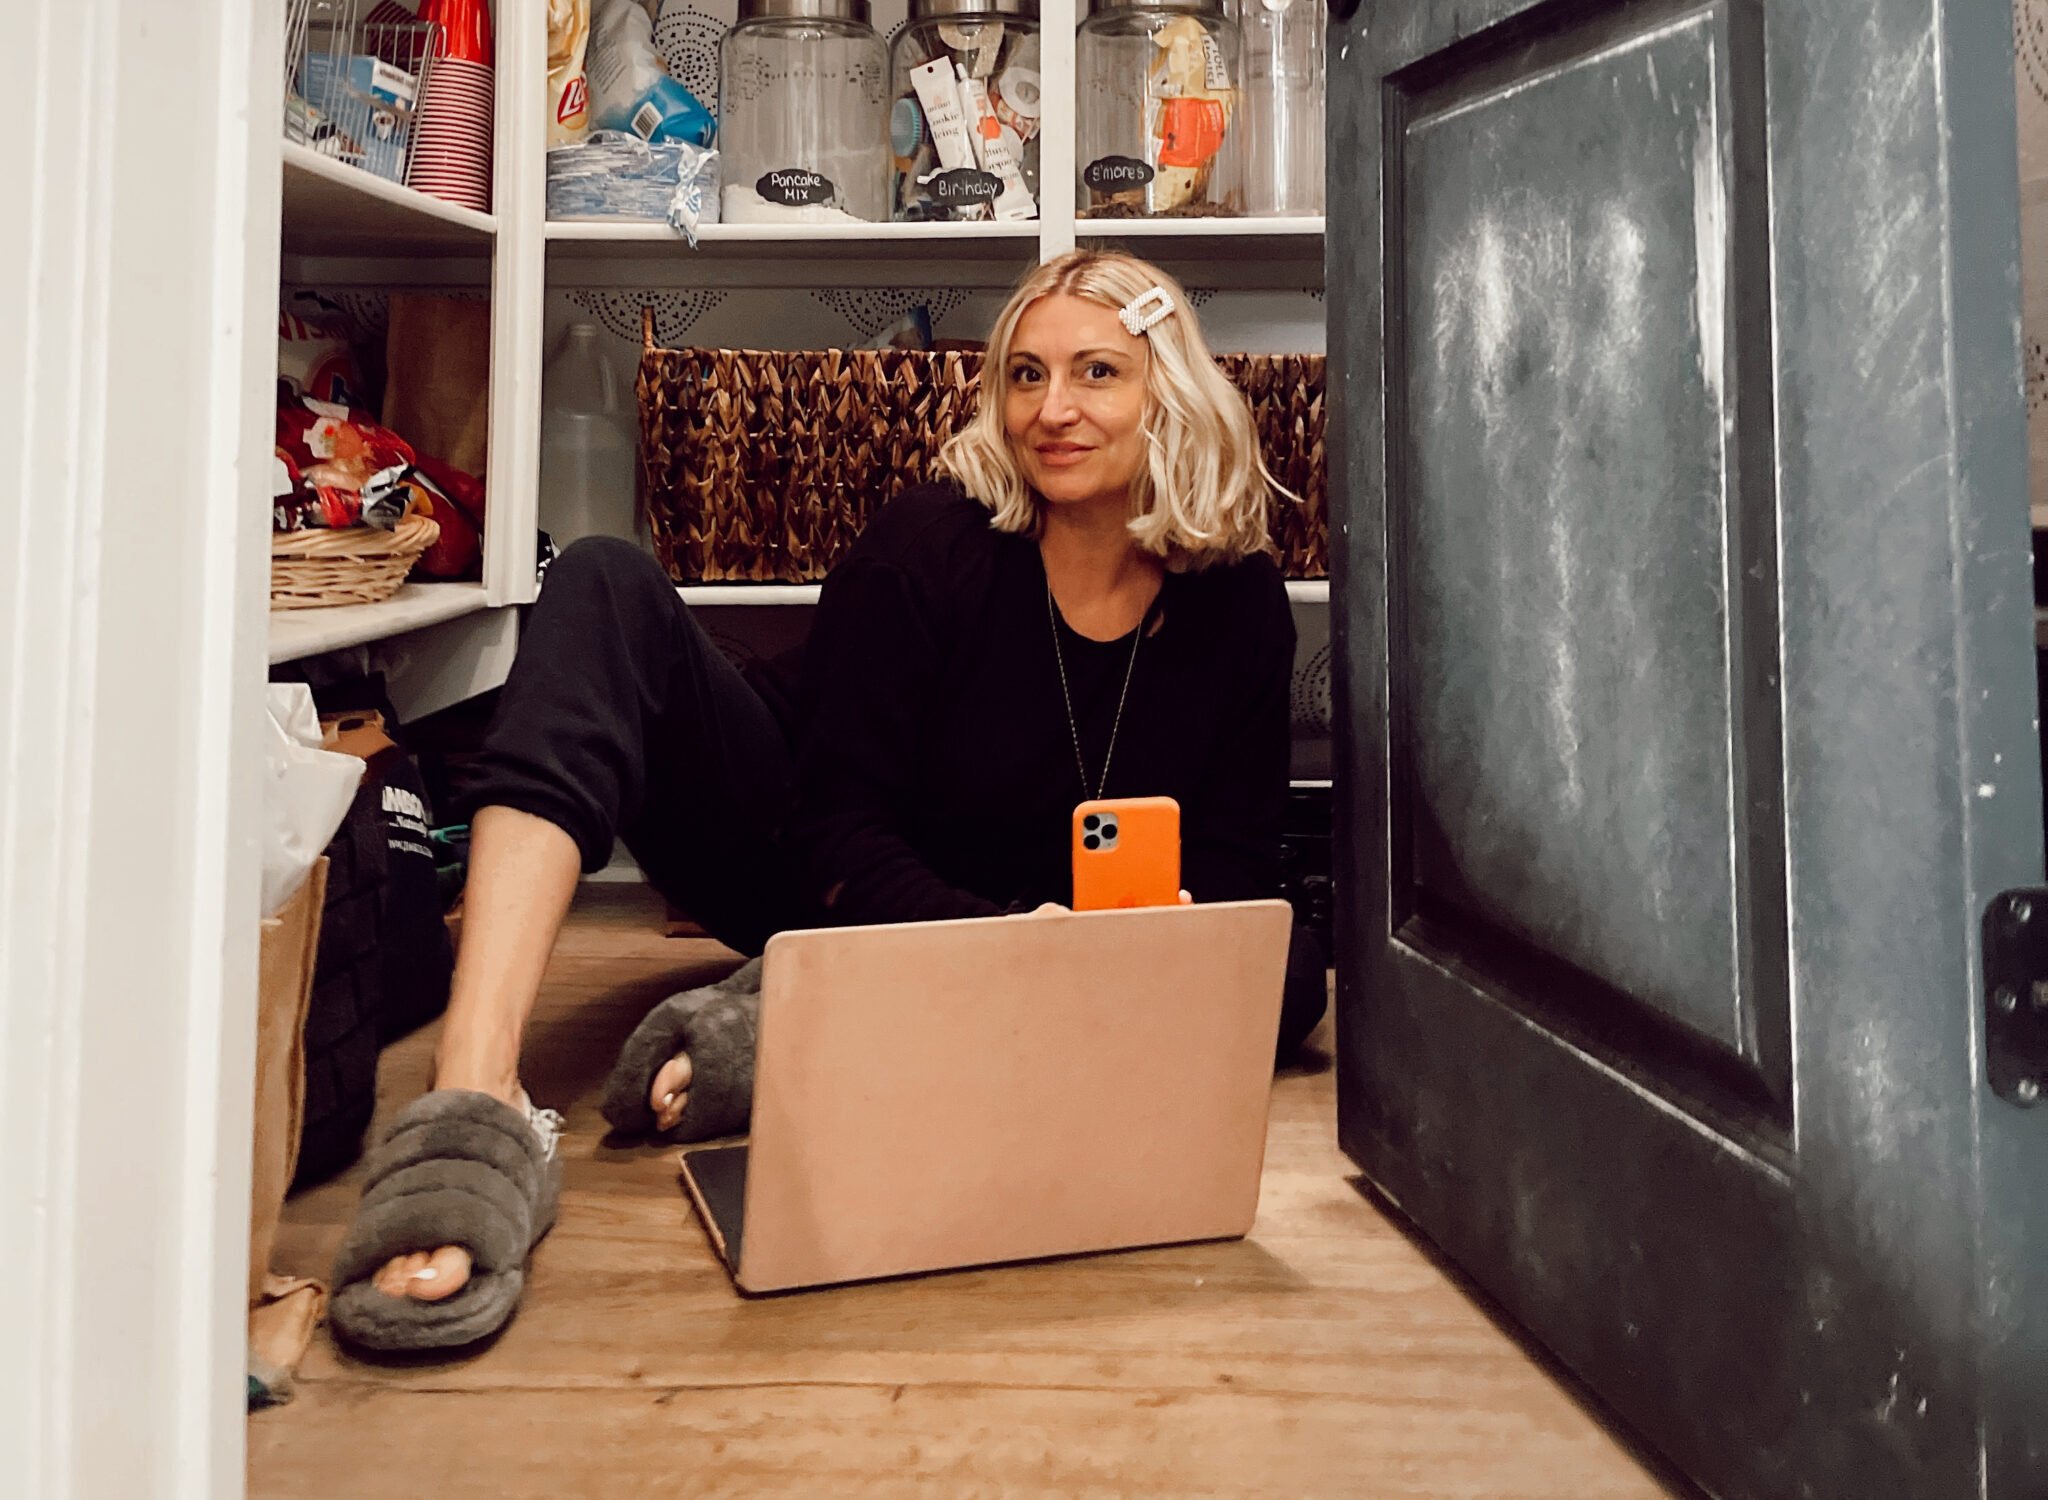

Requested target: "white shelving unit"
[
  {"left": 270, "top": 6, "right": 544, "bottom": 689},
  {"left": 270, "top": 0, "right": 1329, "bottom": 688}
]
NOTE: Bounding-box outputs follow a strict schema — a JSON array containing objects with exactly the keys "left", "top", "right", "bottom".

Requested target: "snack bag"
[
  {"left": 1146, "top": 15, "right": 1234, "bottom": 211},
  {"left": 405, "top": 452, "right": 486, "bottom": 578},
  {"left": 278, "top": 291, "right": 367, "bottom": 406},
  {"left": 548, "top": 0, "right": 592, "bottom": 146},
  {"left": 276, "top": 397, "right": 416, "bottom": 492},
  {"left": 273, "top": 395, "right": 419, "bottom": 531}
]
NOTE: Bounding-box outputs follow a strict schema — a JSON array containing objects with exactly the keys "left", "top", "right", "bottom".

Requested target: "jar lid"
[
  {"left": 1086, "top": 0, "right": 1223, "bottom": 15},
  {"left": 909, "top": 0, "right": 1038, "bottom": 20},
  {"left": 736, "top": 0, "right": 872, "bottom": 23}
]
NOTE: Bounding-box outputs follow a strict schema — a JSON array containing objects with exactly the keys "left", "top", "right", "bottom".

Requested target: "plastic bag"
[
  {"left": 262, "top": 685, "right": 363, "bottom": 917},
  {"left": 666, "top": 142, "right": 719, "bottom": 243},
  {"left": 278, "top": 291, "right": 367, "bottom": 406},
  {"left": 587, "top": 0, "right": 714, "bottom": 146},
  {"left": 546, "top": 131, "right": 719, "bottom": 244}
]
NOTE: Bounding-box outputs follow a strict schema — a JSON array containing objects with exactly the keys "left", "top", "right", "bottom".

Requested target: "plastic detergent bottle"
[{"left": 538, "top": 322, "right": 639, "bottom": 548}]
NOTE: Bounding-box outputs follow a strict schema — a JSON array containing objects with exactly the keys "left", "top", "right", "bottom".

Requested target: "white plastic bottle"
[{"left": 537, "top": 321, "right": 639, "bottom": 549}]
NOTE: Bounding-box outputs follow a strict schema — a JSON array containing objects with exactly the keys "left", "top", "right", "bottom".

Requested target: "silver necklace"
[{"left": 1047, "top": 580, "right": 1145, "bottom": 801}]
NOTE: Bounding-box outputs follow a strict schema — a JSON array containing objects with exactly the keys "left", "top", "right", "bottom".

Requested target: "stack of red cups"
[{"left": 406, "top": 0, "right": 494, "bottom": 213}]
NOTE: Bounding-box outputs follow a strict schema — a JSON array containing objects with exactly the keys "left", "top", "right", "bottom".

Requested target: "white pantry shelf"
[
  {"left": 544, "top": 218, "right": 1041, "bottom": 288},
  {"left": 542, "top": 215, "right": 1325, "bottom": 287},
  {"left": 675, "top": 582, "right": 823, "bottom": 605},
  {"left": 1077, "top": 214, "right": 1325, "bottom": 238},
  {"left": 672, "top": 579, "right": 1330, "bottom": 607},
  {"left": 281, "top": 140, "right": 496, "bottom": 257},
  {"left": 268, "top": 581, "right": 492, "bottom": 664}
]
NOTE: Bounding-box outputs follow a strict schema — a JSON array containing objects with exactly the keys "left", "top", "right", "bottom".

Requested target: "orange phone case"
[{"left": 1072, "top": 797, "right": 1182, "bottom": 911}]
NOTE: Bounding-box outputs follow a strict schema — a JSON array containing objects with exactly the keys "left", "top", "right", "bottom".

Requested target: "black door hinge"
[{"left": 1983, "top": 889, "right": 2048, "bottom": 1107}]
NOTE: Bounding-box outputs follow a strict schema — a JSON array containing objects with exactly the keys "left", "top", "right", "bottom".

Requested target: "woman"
[{"left": 328, "top": 250, "right": 1327, "bottom": 1353}]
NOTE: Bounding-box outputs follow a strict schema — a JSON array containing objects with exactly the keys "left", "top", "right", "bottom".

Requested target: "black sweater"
[{"left": 764, "top": 483, "right": 1295, "bottom": 925}]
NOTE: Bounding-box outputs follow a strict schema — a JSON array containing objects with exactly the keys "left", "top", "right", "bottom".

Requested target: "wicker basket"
[
  {"left": 270, "top": 513, "right": 441, "bottom": 610},
  {"left": 637, "top": 311, "right": 1327, "bottom": 583}
]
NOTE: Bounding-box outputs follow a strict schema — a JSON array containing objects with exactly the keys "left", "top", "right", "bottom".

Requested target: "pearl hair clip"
[{"left": 1119, "top": 285, "right": 1176, "bottom": 337}]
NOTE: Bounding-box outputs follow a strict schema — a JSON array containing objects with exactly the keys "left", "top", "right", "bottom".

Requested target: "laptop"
[{"left": 678, "top": 899, "right": 1295, "bottom": 1294}]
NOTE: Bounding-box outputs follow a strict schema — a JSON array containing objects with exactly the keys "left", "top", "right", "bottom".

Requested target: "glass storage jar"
[
  {"left": 889, "top": 0, "right": 1041, "bottom": 221},
  {"left": 719, "top": 0, "right": 889, "bottom": 224},
  {"left": 1076, "top": 0, "right": 1240, "bottom": 219},
  {"left": 1228, "top": 0, "right": 1323, "bottom": 216}
]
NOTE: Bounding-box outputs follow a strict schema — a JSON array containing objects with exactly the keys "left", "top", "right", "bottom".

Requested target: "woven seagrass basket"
[
  {"left": 269, "top": 513, "right": 441, "bottom": 610},
  {"left": 635, "top": 310, "right": 1326, "bottom": 584}
]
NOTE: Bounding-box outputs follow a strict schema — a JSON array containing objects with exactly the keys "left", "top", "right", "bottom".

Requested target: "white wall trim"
[{"left": 1, "top": 0, "right": 277, "bottom": 1495}]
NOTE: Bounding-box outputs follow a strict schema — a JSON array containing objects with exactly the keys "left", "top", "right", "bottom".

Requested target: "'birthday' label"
[{"left": 928, "top": 167, "right": 1002, "bottom": 205}]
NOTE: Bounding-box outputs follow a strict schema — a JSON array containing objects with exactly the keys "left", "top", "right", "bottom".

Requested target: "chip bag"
[{"left": 548, "top": 0, "right": 592, "bottom": 146}]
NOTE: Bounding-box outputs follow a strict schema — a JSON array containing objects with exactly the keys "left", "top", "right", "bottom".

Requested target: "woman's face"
[{"left": 1003, "top": 293, "right": 1151, "bottom": 511}]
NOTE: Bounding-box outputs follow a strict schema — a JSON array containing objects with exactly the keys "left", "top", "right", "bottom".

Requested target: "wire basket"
[{"left": 283, "top": 0, "right": 441, "bottom": 187}]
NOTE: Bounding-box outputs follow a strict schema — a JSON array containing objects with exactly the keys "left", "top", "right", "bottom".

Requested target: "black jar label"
[
  {"left": 1084, "top": 155, "right": 1155, "bottom": 190},
  {"left": 758, "top": 168, "right": 835, "bottom": 207},
  {"left": 927, "top": 167, "right": 1002, "bottom": 206}
]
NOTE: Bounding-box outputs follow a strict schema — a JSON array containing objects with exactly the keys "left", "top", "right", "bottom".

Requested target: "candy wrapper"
[
  {"left": 272, "top": 457, "right": 414, "bottom": 532},
  {"left": 276, "top": 396, "right": 416, "bottom": 488},
  {"left": 273, "top": 395, "right": 420, "bottom": 532}
]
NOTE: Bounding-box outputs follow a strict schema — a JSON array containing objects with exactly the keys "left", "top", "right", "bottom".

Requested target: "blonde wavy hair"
[{"left": 938, "top": 250, "right": 1279, "bottom": 570}]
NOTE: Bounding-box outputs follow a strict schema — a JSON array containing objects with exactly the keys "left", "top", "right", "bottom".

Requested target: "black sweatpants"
[{"left": 463, "top": 537, "right": 1330, "bottom": 1057}]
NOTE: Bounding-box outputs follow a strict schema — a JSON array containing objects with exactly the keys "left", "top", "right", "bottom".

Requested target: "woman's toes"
[
  {"left": 656, "top": 1087, "right": 689, "bottom": 1131},
  {"left": 405, "top": 1245, "right": 473, "bottom": 1302},
  {"left": 375, "top": 1251, "right": 427, "bottom": 1298},
  {"left": 372, "top": 1246, "right": 473, "bottom": 1300},
  {"left": 651, "top": 1052, "right": 693, "bottom": 1130}
]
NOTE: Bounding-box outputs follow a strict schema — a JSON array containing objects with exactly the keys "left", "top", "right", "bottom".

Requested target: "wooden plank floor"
[{"left": 250, "top": 885, "right": 1681, "bottom": 1500}]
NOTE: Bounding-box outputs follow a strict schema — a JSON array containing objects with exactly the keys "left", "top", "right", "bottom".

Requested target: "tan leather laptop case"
[{"left": 679, "top": 900, "right": 1294, "bottom": 1293}]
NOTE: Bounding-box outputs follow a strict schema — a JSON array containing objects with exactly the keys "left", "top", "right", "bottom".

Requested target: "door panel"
[
  {"left": 1394, "top": 0, "right": 1784, "bottom": 1085},
  {"left": 1329, "top": 0, "right": 2046, "bottom": 1495}
]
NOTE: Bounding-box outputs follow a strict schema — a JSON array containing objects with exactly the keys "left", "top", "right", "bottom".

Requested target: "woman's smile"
[{"left": 1034, "top": 440, "right": 1095, "bottom": 466}]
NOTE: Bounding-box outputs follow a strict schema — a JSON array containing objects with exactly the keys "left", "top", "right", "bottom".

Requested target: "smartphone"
[{"left": 1072, "top": 797, "right": 1182, "bottom": 911}]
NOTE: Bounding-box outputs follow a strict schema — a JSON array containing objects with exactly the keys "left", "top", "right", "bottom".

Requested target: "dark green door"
[{"left": 1328, "top": 1, "right": 2046, "bottom": 1494}]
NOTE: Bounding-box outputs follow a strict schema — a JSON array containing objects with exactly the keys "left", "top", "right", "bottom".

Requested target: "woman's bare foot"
[
  {"left": 598, "top": 958, "right": 761, "bottom": 1142},
  {"left": 650, "top": 1051, "right": 693, "bottom": 1133},
  {"left": 371, "top": 1071, "right": 528, "bottom": 1305}
]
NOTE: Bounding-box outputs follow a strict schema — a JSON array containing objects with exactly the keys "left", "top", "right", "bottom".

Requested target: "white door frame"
[{"left": 1, "top": 0, "right": 278, "bottom": 1495}]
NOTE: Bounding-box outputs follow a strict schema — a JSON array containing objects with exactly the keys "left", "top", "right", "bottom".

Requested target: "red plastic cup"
[{"left": 418, "top": 0, "right": 493, "bottom": 66}]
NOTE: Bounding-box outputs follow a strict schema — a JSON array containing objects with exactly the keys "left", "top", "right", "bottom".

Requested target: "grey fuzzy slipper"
[
  {"left": 328, "top": 1089, "right": 563, "bottom": 1353},
  {"left": 600, "top": 957, "right": 764, "bottom": 1143}
]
